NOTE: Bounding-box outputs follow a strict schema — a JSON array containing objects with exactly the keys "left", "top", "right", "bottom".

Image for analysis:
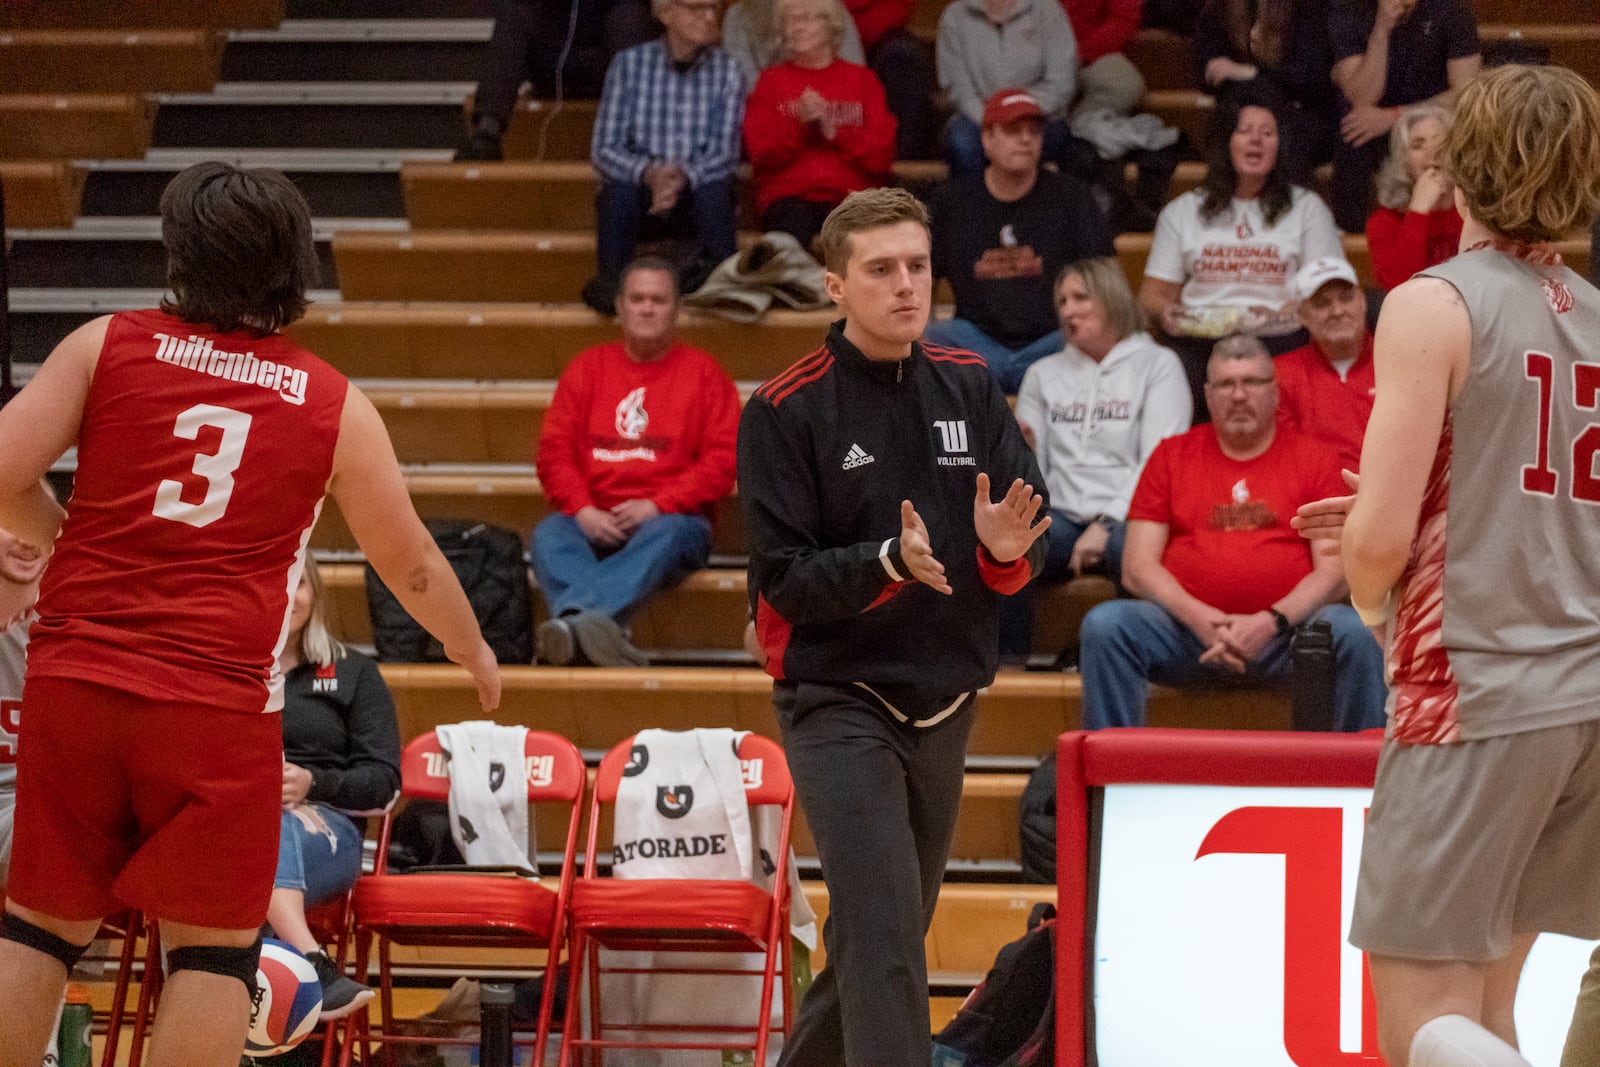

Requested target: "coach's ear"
[{"left": 824, "top": 268, "right": 846, "bottom": 308}]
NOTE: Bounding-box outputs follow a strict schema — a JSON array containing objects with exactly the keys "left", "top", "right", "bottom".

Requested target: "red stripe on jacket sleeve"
[
  {"left": 976, "top": 545, "right": 1032, "bottom": 595},
  {"left": 755, "top": 594, "right": 793, "bottom": 679}
]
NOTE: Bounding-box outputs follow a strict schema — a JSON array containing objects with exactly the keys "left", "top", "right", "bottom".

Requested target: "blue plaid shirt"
[{"left": 591, "top": 39, "right": 745, "bottom": 189}]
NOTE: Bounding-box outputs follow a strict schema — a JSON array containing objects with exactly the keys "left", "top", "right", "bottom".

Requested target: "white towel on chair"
[{"left": 435, "top": 721, "right": 533, "bottom": 870}]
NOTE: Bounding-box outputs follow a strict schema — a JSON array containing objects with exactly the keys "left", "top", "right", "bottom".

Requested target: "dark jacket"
[{"left": 737, "top": 323, "right": 1049, "bottom": 716}]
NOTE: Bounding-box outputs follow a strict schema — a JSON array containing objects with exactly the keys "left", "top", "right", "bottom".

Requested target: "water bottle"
[
  {"left": 478, "top": 981, "right": 515, "bottom": 1067},
  {"left": 1290, "top": 620, "right": 1337, "bottom": 732},
  {"left": 57, "top": 984, "right": 93, "bottom": 1067}
]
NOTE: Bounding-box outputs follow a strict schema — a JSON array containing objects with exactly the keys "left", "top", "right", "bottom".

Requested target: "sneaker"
[
  {"left": 536, "top": 617, "right": 577, "bottom": 666},
  {"left": 305, "top": 950, "right": 374, "bottom": 1020},
  {"left": 453, "top": 128, "right": 503, "bottom": 162},
  {"left": 568, "top": 611, "right": 648, "bottom": 667}
]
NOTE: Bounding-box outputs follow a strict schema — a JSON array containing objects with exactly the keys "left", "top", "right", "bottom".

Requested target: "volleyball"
[{"left": 246, "top": 939, "right": 323, "bottom": 1055}]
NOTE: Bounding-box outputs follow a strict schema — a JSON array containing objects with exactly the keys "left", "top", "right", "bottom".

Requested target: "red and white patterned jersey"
[
  {"left": 27, "top": 309, "right": 347, "bottom": 714},
  {"left": 1389, "top": 245, "right": 1600, "bottom": 743}
]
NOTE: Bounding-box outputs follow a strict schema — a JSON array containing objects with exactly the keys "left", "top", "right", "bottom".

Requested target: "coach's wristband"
[
  {"left": 1353, "top": 590, "right": 1394, "bottom": 627},
  {"left": 879, "top": 538, "right": 908, "bottom": 582}
]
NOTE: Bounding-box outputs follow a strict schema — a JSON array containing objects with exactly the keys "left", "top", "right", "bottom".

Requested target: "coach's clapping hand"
[
  {"left": 900, "top": 499, "right": 952, "bottom": 595},
  {"left": 973, "top": 473, "right": 1051, "bottom": 563}
]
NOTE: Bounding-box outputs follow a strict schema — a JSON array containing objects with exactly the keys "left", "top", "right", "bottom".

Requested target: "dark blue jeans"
[
  {"left": 998, "top": 511, "right": 1126, "bottom": 661},
  {"left": 529, "top": 511, "right": 711, "bottom": 621},
  {"left": 594, "top": 177, "right": 737, "bottom": 281}
]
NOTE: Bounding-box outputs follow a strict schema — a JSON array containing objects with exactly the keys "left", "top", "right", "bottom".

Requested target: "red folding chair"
[
  {"left": 342, "top": 728, "right": 586, "bottom": 1067},
  {"left": 557, "top": 732, "right": 795, "bottom": 1066}
]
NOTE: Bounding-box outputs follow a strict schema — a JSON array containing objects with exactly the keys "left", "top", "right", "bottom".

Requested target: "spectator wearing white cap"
[{"left": 1274, "top": 256, "right": 1373, "bottom": 472}]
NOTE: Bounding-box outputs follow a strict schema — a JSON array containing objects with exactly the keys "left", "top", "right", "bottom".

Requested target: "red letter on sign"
[{"left": 1198, "top": 806, "right": 1383, "bottom": 1065}]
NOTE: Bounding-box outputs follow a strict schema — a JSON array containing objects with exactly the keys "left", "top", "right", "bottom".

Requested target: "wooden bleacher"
[
  {"left": 0, "top": 0, "right": 283, "bottom": 30},
  {"left": 0, "top": 160, "right": 86, "bottom": 228},
  {"left": 0, "top": 93, "right": 155, "bottom": 160},
  {"left": 0, "top": 29, "right": 224, "bottom": 94}
]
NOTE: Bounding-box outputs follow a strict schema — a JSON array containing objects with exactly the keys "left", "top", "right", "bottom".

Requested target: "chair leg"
[
  {"left": 128, "top": 921, "right": 163, "bottom": 1067},
  {"left": 532, "top": 944, "right": 560, "bottom": 1067},
  {"left": 557, "top": 928, "right": 587, "bottom": 1067},
  {"left": 101, "top": 911, "right": 142, "bottom": 1067}
]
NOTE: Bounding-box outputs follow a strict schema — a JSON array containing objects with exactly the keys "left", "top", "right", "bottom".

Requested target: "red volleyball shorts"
[{"left": 9, "top": 676, "right": 282, "bottom": 930}]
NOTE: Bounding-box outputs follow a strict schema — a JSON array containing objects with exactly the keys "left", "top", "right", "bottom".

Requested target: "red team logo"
[
  {"left": 0, "top": 697, "right": 18, "bottom": 763},
  {"left": 1542, "top": 277, "right": 1575, "bottom": 315}
]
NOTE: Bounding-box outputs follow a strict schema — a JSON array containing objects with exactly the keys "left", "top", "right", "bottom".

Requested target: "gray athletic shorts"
[{"left": 1349, "top": 718, "right": 1600, "bottom": 961}]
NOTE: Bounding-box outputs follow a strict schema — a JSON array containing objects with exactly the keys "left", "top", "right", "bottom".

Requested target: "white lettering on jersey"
[{"left": 152, "top": 332, "right": 308, "bottom": 406}]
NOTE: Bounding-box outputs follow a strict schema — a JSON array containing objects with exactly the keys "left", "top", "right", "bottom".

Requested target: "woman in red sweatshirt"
[
  {"left": 743, "top": 0, "right": 897, "bottom": 254},
  {"left": 1366, "top": 102, "right": 1463, "bottom": 291}
]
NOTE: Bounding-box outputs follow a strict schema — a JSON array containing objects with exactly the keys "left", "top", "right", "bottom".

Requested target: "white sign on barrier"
[{"left": 1092, "top": 784, "right": 1595, "bottom": 1067}]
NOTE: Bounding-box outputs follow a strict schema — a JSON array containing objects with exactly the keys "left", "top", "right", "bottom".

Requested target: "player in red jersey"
[{"left": 0, "top": 162, "right": 501, "bottom": 1067}]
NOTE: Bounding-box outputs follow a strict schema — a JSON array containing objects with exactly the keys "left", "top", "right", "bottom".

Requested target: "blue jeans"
[
  {"left": 998, "top": 512, "right": 1126, "bottom": 660},
  {"left": 275, "top": 805, "right": 363, "bottom": 907},
  {"left": 529, "top": 511, "right": 711, "bottom": 621},
  {"left": 1078, "top": 600, "right": 1387, "bottom": 731},
  {"left": 594, "top": 177, "right": 737, "bottom": 280},
  {"left": 922, "top": 318, "right": 1063, "bottom": 395}
]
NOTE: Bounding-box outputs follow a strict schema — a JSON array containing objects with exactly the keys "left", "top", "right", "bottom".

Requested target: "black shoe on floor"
[
  {"left": 454, "top": 129, "right": 503, "bottom": 162},
  {"left": 305, "top": 950, "right": 374, "bottom": 1020},
  {"left": 536, "top": 616, "right": 578, "bottom": 666},
  {"left": 568, "top": 611, "right": 648, "bottom": 667}
]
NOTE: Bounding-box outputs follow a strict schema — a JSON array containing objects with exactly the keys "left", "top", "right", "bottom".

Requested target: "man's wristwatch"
[{"left": 1267, "top": 608, "right": 1292, "bottom": 636}]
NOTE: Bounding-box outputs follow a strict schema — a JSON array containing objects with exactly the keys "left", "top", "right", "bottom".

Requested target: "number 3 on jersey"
[
  {"left": 153, "top": 403, "right": 253, "bottom": 528},
  {"left": 1524, "top": 351, "right": 1600, "bottom": 503}
]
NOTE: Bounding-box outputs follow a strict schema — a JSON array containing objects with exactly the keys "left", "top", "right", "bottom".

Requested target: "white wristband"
[{"left": 878, "top": 539, "right": 904, "bottom": 582}]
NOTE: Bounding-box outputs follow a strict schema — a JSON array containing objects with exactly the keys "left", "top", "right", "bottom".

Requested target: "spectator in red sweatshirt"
[
  {"left": 531, "top": 256, "right": 740, "bottom": 666},
  {"left": 744, "top": 0, "right": 897, "bottom": 253},
  {"left": 843, "top": 0, "right": 937, "bottom": 157},
  {"left": 1366, "top": 102, "right": 1462, "bottom": 291}
]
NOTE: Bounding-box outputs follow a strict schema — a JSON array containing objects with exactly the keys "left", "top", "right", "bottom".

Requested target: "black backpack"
[
  {"left": 932, "top": 903, "right": 1057, "bottom": 1067},
  {"left": 1019, "top": 755, "right": 1056, "bottom": 884},
  {"left": 365, "top": 519, "right": 533, "bottom": 664}
]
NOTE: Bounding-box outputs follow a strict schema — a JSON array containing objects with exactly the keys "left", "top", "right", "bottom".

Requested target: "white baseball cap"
[{"left": 1293, "top": 257, "right": 1359, "bottom": 301}]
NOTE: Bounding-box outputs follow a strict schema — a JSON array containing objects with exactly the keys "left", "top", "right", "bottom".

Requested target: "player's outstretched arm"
[
  {"left": 0, "top": 317, "right": 108, "bottom": 546},
  {"left": 329, "top": 384, "right": 501, "bottom": 711}
]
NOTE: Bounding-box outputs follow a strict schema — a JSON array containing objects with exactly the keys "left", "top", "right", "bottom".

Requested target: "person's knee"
[
  {"left": 1406, "top": 1015, "right": 1532, "bottom": 1067},
  {"left": 166, "top": 933, "right": 263, "bottom": 998},
  {"left": 1078, "top": 600, "right": 1138, "bottom": 655},
  {"left": 0, "top": 908, "right": 94, "bottom": 973}
]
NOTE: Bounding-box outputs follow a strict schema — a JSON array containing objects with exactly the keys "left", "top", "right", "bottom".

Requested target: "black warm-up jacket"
[{"left": 737, "top": 322, "right": 1049, "bottom": 720}]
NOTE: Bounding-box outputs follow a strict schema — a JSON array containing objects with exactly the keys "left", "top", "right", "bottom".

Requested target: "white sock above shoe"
[{"left": 1410, "top": 1015, "right": 1533, "bottom": 1067}]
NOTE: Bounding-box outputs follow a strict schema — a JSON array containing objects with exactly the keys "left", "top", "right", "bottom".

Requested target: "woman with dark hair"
[
  {"left": 1139, "top": 95, "right": 1344, "bottom": 409},
  {"left": 1192, "top": 0, "right": 1338, "bottom": 186}
]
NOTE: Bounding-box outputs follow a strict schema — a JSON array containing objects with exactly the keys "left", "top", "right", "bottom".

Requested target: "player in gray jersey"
[{"left": 1296, "top": 65, "right": 1600, "bottom": 1067}]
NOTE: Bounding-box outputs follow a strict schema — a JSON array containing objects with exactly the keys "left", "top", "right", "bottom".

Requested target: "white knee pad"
[{"left": 1410, "top": 1015, "right": 1533, "bottom": 1067}]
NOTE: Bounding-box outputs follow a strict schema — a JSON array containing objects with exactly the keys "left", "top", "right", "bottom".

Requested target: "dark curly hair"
[
  {"left": 159, "top": 162, "right": 319, "bottom": 335},
  {"left": 1198, "top": 89, "right": 1294, "bottom": 228}
]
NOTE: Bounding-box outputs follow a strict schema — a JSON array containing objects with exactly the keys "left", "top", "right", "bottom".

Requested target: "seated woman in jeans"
[{"left": 266, "top": 555, "right": 401, "bottom": 1019}]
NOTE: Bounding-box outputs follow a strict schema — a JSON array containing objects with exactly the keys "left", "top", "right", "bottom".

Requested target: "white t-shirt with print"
[{"left": 1145, "top": 187, "right": 1345, "bottom": 337}]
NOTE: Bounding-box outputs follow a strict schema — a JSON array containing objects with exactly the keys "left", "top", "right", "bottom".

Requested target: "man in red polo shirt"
[{"left": 1275, "top": 257, "right": 1375, "bottom": 472}]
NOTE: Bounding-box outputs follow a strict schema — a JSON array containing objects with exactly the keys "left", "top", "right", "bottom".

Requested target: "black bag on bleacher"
[
  {"left": 932, "top": 902, "right": 1057, "bottom": 1066},
  {"left": 364, "top": 519, "right": 533, "bottom": 664}
]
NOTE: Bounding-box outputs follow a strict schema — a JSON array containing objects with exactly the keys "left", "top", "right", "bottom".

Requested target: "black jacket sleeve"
[
  {"left": 738, "top": 393, "right": 906, "bottom": 625},
  {"left": 305, "top": 655, "right": 402, "bottom": 813}
]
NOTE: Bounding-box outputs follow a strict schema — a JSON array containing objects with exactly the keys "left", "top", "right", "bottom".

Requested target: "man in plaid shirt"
[{"left": 585, "top": 0, "right": 744, "bottom": 313}]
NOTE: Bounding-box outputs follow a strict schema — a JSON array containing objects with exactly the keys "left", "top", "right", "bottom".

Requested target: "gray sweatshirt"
[{"left": 936, "top": 0, "right": 1079, "bottom": 123}]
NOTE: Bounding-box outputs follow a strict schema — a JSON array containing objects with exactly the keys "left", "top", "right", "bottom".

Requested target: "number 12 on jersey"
[
  {"left": 152, "top": 403, "right": 254, "bottom": 528},
  {"left": 1523, "top": 351, "right": 1600, "bottom": 503}
]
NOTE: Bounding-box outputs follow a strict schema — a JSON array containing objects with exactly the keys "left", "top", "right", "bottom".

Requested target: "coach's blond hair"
[
  {"left": 1447, "top": 64, "right": 1600, "bottom": 243},
  {"left": 297, "top": 555, "right": 346, "bottom": 668},
  {"left": 818, "top": 187, "right": 929, "bottom": 275}
]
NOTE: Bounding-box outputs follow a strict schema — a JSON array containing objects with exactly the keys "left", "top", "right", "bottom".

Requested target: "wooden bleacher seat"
[
  {"left": 0, "top": 93, "right": 155, "bottom": 160},
  {"left": 0, "top": 160, "right": 85, "bottom": 228},
  {"left": 0, "top": 0, "right": 282, "bottom": 30},
  {"left": 0, "top": 29, "right": 223, "bottom": 94},
  {"left": 375, "top": 664, "right": 1292, "bottom": 763},
  {"left": 1480, "top": 24, "right": 1600, "bottom": 84}
]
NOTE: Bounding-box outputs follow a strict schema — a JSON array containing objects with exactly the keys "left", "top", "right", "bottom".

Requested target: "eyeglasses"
[
  {"left": 673, "top": 0, "right": 721, "bottom": 15},
  {"left": 1205, "top": 376, "right": 1275, "bottom": 393}
]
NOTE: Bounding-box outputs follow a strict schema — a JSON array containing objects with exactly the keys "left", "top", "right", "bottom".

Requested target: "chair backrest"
[
  {"left": 592, "top": 732, "right": 791, "bottom": 806},
  {"left": 399, "top": 727, "right": 587, "bottom": 804}
]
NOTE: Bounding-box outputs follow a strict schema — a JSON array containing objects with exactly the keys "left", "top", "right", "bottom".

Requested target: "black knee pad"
[
  {"left": 0, "top": 911, "right": 91, "bottom": 972},
  {"left": 167, "top": 935, "right": 262, "bottom": 999}
]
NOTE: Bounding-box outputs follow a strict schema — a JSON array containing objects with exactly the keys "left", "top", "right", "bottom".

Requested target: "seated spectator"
[
  {"left": 1193, "top": 0, "right": 1339, "bottom": 187},
  {"left": 267, "top": 556, "right": 400, "bottom": 1019},
  {"left": 1366, "top": 102, "right": 1461, "bottom": 291},
  {"left": 584, "top": 0, "right": 744, "bottom": 313},
  {"left": 936, "top": 0, "right": 1095, "bottom": 181},
  {"left": 1138, "top": 93, "right": 1345, "bottom": 411},
  {"left": 723, "top": 0, "right": 866, "bottom": 89},
  {"left": 844, "top": 0, "right": 938, "bottom": 158},
  {"left": 533, "top": 258, "right": 739, "bottom": 666},
  {"left": 456, "top": 0, "right": 660, "bottom": 161},
  {"left": 1063, "top": 0, "right": 1144, "bottom": 118},
  {"left": 743, "top": 0, "right": 896, "bottom": 253},
  {"left": 0, "top": 520, "right": 49, "bottom": 891},
  {"left": 1274, "top": 257, "right": 1373, "bottom": 471},
  {"left": 1328, "top": 0, "right": 1481, "bottom": 233},
  {"left": 1078, "top": 334, "right": 1386, "bottom": 731},
  {"left": 1000, "top": 258, "right": 1192, "bottom": 664},
  {"left": 926, "top": 89, "right": 1115, "bottom": 392}
]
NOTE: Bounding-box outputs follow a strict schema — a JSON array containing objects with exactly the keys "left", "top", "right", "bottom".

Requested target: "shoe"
[
  {"left": 581, "top": 273, "right": 619, "bottom": 315},
  {"left": 305, "top": 950, "right": 375, "bottom": 1020},
  {"left": 536, "top": 617, "right": 577, "bottom": 666},
  {"left": 567, "top": 611, "right": 648, "bottom": 667},
  {"left": 454, "top": 128, "right": 503, "bottom": 162}
]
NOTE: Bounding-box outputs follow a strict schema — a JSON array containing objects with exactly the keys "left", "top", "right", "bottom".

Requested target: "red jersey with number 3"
[{"left": 27, "top": 309, "right": 347, "bottom": 714}]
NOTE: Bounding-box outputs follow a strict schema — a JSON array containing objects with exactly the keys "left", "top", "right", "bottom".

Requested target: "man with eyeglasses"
[
  {"left": 1077, "top": 332, "right": 1385, "bottom": 731},
  {"left": 584, "top": 0, "right": 743, "bottom": 314}
]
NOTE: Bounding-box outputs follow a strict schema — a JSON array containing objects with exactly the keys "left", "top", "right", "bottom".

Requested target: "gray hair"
[
  {"left": 1208, "top": 332, "right": 1271, "bottom": 372},
  {"left": 772, "top": 0, "right": 848, "bottom": 57},
  {"left": 1375, "top": 103, "right": 1452, "bottom": 212}
]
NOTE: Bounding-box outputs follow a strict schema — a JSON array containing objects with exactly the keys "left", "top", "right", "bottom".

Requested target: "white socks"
[{"left": 1410, "top": 1015, "right": 1533, "bottom": 1067}]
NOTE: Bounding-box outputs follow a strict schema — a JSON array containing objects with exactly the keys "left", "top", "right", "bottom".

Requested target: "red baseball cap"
[{"left": 982, "top": 89, "right": 1045, "bottom": 128}]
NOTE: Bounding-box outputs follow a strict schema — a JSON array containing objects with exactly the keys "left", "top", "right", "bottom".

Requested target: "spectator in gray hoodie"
[{"left": 937, "top": 0, "right": 1090, "bottom": 178}]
